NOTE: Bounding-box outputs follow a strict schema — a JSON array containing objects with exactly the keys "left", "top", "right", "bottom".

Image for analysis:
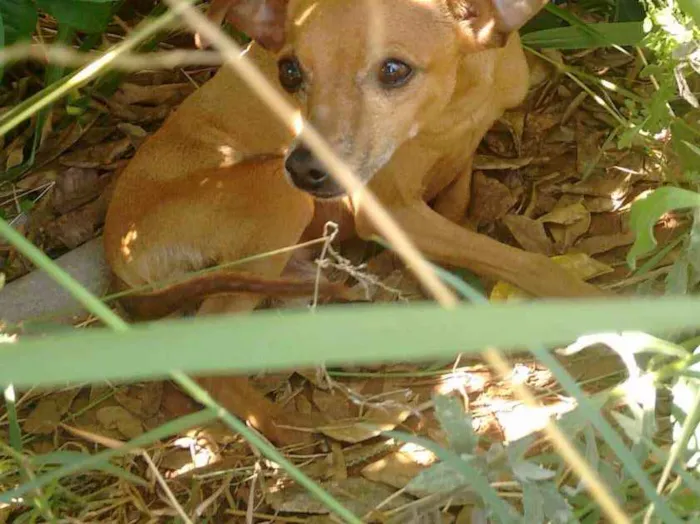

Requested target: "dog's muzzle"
[{"left": 284, "top": 145, "right": 346, "bottom": 199}]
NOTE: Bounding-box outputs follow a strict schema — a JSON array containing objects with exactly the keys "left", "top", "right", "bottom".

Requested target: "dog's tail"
[{"left": 116, "top": 271, "right": 359, "bottom": 321}]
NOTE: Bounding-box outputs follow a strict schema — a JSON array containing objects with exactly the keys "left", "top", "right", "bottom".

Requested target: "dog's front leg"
[
  {"left": 355, "top": 202, "right": 606, "bottom": 298},
  {"left": 431, "top": 158, "right": 474, "bottom": 224}
]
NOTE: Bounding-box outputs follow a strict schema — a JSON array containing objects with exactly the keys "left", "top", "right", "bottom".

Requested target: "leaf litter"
[{"left": 0, "top": 7, "right": 689, "bottom": 523}]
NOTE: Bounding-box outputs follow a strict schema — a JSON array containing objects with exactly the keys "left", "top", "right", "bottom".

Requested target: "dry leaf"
[
  {"left": 559, "top": 172, "right": 630, "bottom": 198},
  {"left": 551, "top": 253, "right": 614, "bottom": 280},
  {"left": 59, "top": 138, "right": 133, "bottom": 169},
  {"left": 498, "top": 110, "right": 526, "bottom": 154},
  {"left": 319, "top": 401, "right": 415, "bottom": 443},
  {"left": 549, "top": 208, "right": 591, "bottom": 253},
  {"left": 313, "top": 389, "right": 354, "bottom": 420},
  {"left": 23, "top": 399, "right": 61, "bottom": 435},
  {"left": 362, "top": 448, "right": 437, "bottom": 489},
  {"left": 576, "top": 117, "right": 604, "bottom": 175},
  {"left": 117, "top": 123, "right": 149, "bottom": 149},
  {"left": 114, "top": 382, "right": 164, "bottom": 418},
  {"left": 468, "top": 172, "right": 516, "bottom": 226},
  {"left": 583, "top": 196, "right": 616, "bottom": 213},
  {"left": 96, "top": 406, "right": 144, "bottom": 439},
  {"left": 105, "top": 100, "right": 171, "bottom": 124},
  {"left": 538, "top": 203, "right": 589, "bottom": 226},
  {"left": 574, "top": 231, "right": 636, "bottom": 256},
  {"left": 472, "top": 155, "right": 533, "bottom": 170},
  {"left": 51, "top": 167, "right": 108, "bottom": 214},
  {"left": 45, "top": 197, "right": 108, "bottom": 249},
  {"left": 502, "top": 215, "right": 553, "bottom": 255},
  {"left": 113, "top": 83, "right": 194, "bottom": 106},
  {"left": 34, "top": 111, "right": 101, "bottom": 169},
  {"left": 267, "top": 477, "right": 412, "bottom": 516}
]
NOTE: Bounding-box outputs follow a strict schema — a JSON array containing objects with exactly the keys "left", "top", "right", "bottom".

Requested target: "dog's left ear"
[
  {"left": 447, "top": 0, "right": 548, "bottom": 49},
  {"left": 197, "top": 0, "right": 288, "bottom": 52}
]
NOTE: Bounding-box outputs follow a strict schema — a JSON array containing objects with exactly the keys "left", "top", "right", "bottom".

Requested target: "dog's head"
[{"left": 243, "top": 0, "right": 548, "bottom": 199}]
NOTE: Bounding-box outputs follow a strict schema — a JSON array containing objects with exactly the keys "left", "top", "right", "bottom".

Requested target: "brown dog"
[{"left": 105, "top": 0, "right": 604, "bottom": 445}]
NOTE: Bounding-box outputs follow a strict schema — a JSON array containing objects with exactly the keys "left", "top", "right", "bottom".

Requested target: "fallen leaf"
[
  {"left": 502, "top": 215, "right": 554, "bottom": 255},
  {"left": 583, "top": 196, "right": 616, "bottom": 213},
  {"left": 59, "top": 138, "right": 133, "bottom": 169},
  {"left": 266, "top": 477, "right": 412, "bottom": 516},
  {"left": 96, "top": 406, "right": 144, "bottom": 439},
  {"left": 117, "top": 123, "right": 149, "bottom": 149},
  {"left": 34, "top": 111, "right": 101, "bottom": 169},
  {"left": 588, "top": 212, "right": 626, "bottom": 236},
  {"left": 23, "top": 399, "right": 61, "bottom": 435},
  {"left": 45, "top": 197, "right": 109, "bottom": 249},
  {"left": 538, "top": 203, "right": 589, "bottom": 226},
  {"left": 115, "top": 382, "right": 163, "bottom": 418},
  {"left": 498, "top": 110, "right": 526, "bottom": 154},
  {"left": 576, "top": 117, "right": 604, "bottom": 175},
  {"left": 472, "top": 155, "right": 533, "bottom": 170},
  {"left": 313, "top": 389, "right": 354, "bottom": 420},
  {"left": 105, "top": 100, "right": 172, "bottom": 124},
  {"left": 319, "top": 400, "right": 415, "bottom": 444},
  {"left": 468, "top": 172, "right": 517, "bottom": 226},
  {"left": 51, "top": 167, "right": 109, "bottom": 214},
  {"left": 362, "top": 448, "right": 437, "bottom": 489},
  {"left": 551, "top": 253, "right": 614, "bottom": 280},
  {"left": 113, "top": 82, "right": 194, "bottom": 106},
  {"left": 549, "top": 207, "right": 591, "bottom": 253},
  {"left": 574, "top": 232, "right": 636, "bottom": 256},
  {"left": 559, "top": 172, "right": 630, "bottom": 198}
]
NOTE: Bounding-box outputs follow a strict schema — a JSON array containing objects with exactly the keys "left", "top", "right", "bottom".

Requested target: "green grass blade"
[
  {"left": 522, "top": 22, "right": 644, "bottom": 49},
  {"left": 3, "top": 385, "right": 22, "bottom": 451},
  {"left": 2, "top": 298, "right": 700, "bottom": 387}
]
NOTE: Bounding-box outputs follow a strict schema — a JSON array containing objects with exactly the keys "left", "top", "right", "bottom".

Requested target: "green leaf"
[
  {"left": 0, "top": 0, "right": 37, "bottom": 46},
  {"left": 539, "top": 483, "right": 575, "bottom": 524},
  {"left": 522, "top": 482, "right": 546, "bottom": 524},
  {"left": 687, "top": 210, "right": 700, "bottom": 274},
  {"left": 30, "top": 451, "right": 148, "bottom": 487},
  {"left": 406, "top": 460, "right": 473, "bottom": 494},
  {"left": 678, "top": 0, "right": 700, "bottom": 27},
  {"left": 666, "top": 257, "right": 690, "bottom": 295},
  {"left": 433, "top": 395, "right": 478, "bottom": 455},
  {"left": 511, "top": 461, "right": 556, "bottom": 482},
  {"left": 627, "top": 187, "right": 700, "bottom": 269},
  {"left": 671, "top": 119, "right": 700, "bottom": 174},
  {"left": 506, "top": 434, "right": 536, "bottom": 464},
  {"left": 522, "top": 22, "right": 644, "bottom": 49},
  {"left": 36, "top": 0, "right": 118, "bottom": 33},
  {"left": 616, "top": 0, "right": 646, "bottom": 22}
]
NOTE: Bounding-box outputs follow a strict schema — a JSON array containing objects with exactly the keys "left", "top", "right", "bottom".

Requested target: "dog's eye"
[
  {"left": 278, "top": 57, "right": 303, "bottom": 93},
  {"left": 378, "top": 59, "right": 413, "bottom": 88}
]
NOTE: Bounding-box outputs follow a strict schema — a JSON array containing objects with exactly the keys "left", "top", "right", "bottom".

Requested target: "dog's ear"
[
  {"left": 197, "top": 0, "right": 288, "bottom": 52},
  {"left": 447, "top": 0, "right": 548, "bottom": 48}
]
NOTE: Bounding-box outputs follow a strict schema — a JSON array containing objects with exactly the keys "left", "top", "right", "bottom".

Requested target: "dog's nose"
[{"left": 285, "top": 146, "right": 330, "bottom": 188}]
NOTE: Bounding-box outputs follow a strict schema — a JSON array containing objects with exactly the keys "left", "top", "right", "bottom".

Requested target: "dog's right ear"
[
  {"left": 447, "top": 0, "right": 548, "bottom": 49},
  {"left": 197, "top": 0, "right": 288, "bottom": 52}
]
